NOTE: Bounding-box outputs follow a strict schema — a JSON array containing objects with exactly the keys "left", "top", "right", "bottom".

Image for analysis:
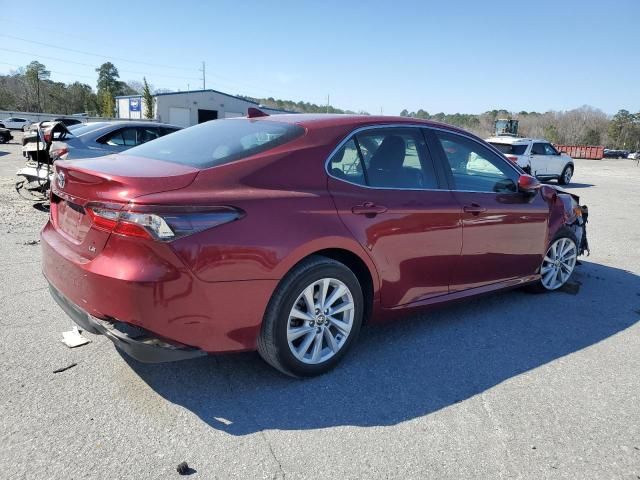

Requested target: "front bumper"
[{"left": 49, "top": 283, "right": 206, "bottom": 363}]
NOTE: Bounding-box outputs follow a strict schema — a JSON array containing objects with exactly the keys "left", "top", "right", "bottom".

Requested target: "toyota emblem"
[{"left": 57, "top": 171, "right": 65, "bottom": 188}]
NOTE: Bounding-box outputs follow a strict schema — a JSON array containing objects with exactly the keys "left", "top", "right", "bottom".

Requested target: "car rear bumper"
[
  {"left": 41, "top": 220, "right": 279, "bottom": 354},
  {"left": 49, "top": 283, "right": 206, "bottom": 363}
]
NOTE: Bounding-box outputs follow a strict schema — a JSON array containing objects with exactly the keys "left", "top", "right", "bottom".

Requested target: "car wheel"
[
  {"left": 257, "top": 255, "right": 364, "bottom": 377},
  {"left": 0, "top": 135, "right": 7, "bottom": 144},
  {"left": 558, "top": 164, "right": 573, "bottom": 185},
  {"left": 528, "top": 229, "right": 579, "bottom": 292}
]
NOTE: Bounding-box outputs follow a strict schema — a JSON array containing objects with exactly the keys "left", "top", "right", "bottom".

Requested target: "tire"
[
  {"left": 526, "top": 227, "right": 579, "bottom": 293},
  {"left": 257, "top": 255, "right": 364, "bottom": 377},
  {"left": 0, "top": 135, "right": 7, "bottom": 144},
  {"left": 558, "top": 164, "right": 573, "bottom": 185}
]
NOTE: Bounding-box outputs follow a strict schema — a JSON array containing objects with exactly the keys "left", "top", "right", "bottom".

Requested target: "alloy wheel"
[
  {"left": 563, "top": 167, "right": 573, "bottom": 184},
  {"left": 540, "top": 237, "right": 577, "bottom": 290},
  {"left": 287, "top": 277, "right": 355, "bottom": 364}
]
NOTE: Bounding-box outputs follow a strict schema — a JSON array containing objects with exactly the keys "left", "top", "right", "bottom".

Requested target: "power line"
[
  {"left": 0, "top": 32, "right": 318, "bottom": 101},
  {"left": 0, "top": 61, "right": 96, "bottom": 79},
  {"left": 0, "top": 47, "right": 202, "bottom": 82},
  {"left": 0, "top": 33, "right": 200, "bottom": 72}
]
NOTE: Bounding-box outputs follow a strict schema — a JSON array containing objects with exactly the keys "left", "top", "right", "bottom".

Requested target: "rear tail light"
[
  {"left": 506, "top": 155, "right": 518, "bottom": 163},
  {"left": 86, "top": 204, "right": 243, "bottom": 241},
  {"left": 50, "top": 146, "right": 69, "bottom": 160}
]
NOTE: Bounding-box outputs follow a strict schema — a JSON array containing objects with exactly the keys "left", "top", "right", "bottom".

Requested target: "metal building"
[{"left": 115, "top": 89, "right": 287, "bottom": 127}]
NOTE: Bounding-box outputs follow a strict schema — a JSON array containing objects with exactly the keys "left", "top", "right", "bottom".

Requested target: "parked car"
[
  {"left": 50, "top": 117, "right": 84, "bottom": 127},
  {"left": 22, "top": 121, "right": 181, "bottom": 161},
  {"left": 626, "top": 151, "right": 640, "bottom": 160},
  {"left": 0, "top": 127, "right": 13, "bottom": 144},
  {"left": 604, "top": 149, "right": 630, "bottom": 159},
  {"left": 486, "top": 136, "right": 575, "bottom": 185},
  {"left": 42, "top": 114, "right": 589, "bottom": 377},
  {"left": 0, "top": 117, "right": 30, "bottom": 130}
]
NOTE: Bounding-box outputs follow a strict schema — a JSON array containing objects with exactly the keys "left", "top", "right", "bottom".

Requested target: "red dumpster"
[{"left": 555, "top": 145, "right": 604, "bottom": 160}]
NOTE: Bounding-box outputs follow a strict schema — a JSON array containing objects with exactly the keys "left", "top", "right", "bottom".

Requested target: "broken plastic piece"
[
  {"left": 53, "top": 363, "right": 77, "bottom": 374},
  {"left": 62, "top": 326, "right": 91, "bottom": 348}
]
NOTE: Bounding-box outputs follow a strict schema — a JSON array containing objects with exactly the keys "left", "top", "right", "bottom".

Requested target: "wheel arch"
[{"left": 274, "top": 241, "right": 380, "bottom": 325}]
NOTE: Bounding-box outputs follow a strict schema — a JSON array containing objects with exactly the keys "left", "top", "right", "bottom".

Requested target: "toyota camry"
[{"left": 42, "top": 111, "right": 589, "bottom": 377}]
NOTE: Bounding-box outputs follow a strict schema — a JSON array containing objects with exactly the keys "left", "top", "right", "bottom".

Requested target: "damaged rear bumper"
[{"left": 49, "top": 283, "right": 206, "bottom": 363}]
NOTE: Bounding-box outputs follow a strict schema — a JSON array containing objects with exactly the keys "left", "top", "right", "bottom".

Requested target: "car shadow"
[{"left": 123, "top": 260, "right": 639, "bottom": 435}]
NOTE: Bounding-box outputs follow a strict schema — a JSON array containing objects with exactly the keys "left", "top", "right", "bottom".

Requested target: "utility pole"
[
  {"left": 326, "top": 94, "right": 329, "bottom": 113},
  {"left": 200, "top": 61, "right": 206, "bottom": 89}
]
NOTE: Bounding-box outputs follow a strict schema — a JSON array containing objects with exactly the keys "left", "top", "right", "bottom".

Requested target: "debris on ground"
[
  {"left": 176, "top": 461, "right": 195, "bottom": 475},
  {"left": 23, "top": 239, "right": 39, "bottom": 246},
  {"left": 62, "top": 326, "right": 91, "bottom": 348},
  {"left": 53, "top": 363, "right": 77, "bottom": 374}
]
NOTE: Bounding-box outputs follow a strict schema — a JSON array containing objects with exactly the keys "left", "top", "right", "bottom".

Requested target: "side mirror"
[{"left": 518, "top": 174, "right": 541, "bottom": 193}]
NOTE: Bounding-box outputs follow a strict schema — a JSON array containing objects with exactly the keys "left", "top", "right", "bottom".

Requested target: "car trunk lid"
[{"left": 50, "top": 154, "right": 199, "bottom": 256}]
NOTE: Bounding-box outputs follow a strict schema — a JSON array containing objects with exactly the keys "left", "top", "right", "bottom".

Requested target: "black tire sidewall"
[{"left": 270, "top": 262, "right": 363, "bottom": 377}]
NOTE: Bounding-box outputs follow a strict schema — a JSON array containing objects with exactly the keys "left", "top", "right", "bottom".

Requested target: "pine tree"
[{"left": 142, "top": 77, "right": 154, "bottom": 119}]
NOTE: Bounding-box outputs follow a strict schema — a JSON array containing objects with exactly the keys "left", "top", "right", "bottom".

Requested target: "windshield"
[
  {"left": 124, "top": 118, "right": 305, "bottom": 168},
  {"left": 489, "top": 142, "right": 528, "bottom": 155}
]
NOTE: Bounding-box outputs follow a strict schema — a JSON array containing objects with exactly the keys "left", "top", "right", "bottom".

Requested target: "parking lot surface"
[{"left": 1, "top": 132, "right": 639, "bottom": 479}]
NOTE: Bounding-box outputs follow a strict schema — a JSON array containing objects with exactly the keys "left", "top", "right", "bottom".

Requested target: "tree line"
[
  {"left": 0, "top": 60, "right": 154, "bottom": 118},
  {"left": 238, "top": 95, "right": 368, "bottom": 115},
  {"left": 1, "top": 60, "right": 638, "bottom": 149},
  {"left": 400, "top": 107, "right": 640, "bottom": 150}
]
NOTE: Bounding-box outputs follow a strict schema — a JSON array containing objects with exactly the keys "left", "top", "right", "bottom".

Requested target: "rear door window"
[
  {"left": 137, "top": 127, "right": 160, "bottom": 144},
  {"left": 328, "top": 127, "right": 439, "bottom": 190},
  {"left": 101, "top": 128, "right": 138, "bottom": 146},
  {"left": 489, "top": 142, "right": 528, "bottom": 155},
  {"left": 355, "top": 128, "right": 438, "bottom": 189},
  {"left": 531, "top": 143, "right": 546, "bottom": 155}
]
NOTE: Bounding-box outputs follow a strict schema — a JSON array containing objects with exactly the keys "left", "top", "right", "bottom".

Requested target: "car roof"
[
  {"left": 249, "top": 113, "right": 472, "bottom": 136},
  {"left": 486, "top": 136, "right": 550, "bottom": 144},
  {"left": 91, "top": 121, "right": 182, "bottom": 129}
]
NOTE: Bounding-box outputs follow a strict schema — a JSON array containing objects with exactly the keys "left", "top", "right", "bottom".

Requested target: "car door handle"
[
  {"left": 463, "top": 204, "right": 487, "bottom": 215},
  {"left": 352, "top": 202, "right": 388, "bottom": 215}
]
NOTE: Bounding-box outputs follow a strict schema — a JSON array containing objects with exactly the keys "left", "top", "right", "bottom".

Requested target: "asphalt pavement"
[{"left": 1, "top": 132, "right": 638, "bottom": 479}]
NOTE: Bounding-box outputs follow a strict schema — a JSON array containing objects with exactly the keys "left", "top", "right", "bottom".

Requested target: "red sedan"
[{"left": 42, "top": 112, "right": 588, "bottom": 377}]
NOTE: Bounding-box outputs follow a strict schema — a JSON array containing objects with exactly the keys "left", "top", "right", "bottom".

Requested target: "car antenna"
[{"left": 247, "top": 107, "right": 269, "bottom": 118}]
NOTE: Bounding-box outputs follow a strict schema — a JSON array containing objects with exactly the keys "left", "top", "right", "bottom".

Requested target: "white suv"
[{"left": 486, "top": 136, "right": 575, "bottom": 185}]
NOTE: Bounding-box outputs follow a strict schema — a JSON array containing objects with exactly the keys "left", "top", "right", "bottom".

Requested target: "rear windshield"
[
  {"left": 124, "top": 119, "right": 305, "bottom": 168},
  {"left": 489, "top": 142, "right": 528, "bottom": 155},
  {"left": 68, "top": 123, "right": 110, "bottom": 137}
]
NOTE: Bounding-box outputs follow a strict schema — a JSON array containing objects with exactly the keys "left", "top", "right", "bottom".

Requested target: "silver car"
[{"left": 27, "top": 121, "right": 181, "bottom": 161}]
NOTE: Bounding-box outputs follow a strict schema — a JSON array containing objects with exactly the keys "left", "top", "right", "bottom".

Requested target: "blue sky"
[{"left": 1, "top": 0, "right": 638, "bottom": 115}]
